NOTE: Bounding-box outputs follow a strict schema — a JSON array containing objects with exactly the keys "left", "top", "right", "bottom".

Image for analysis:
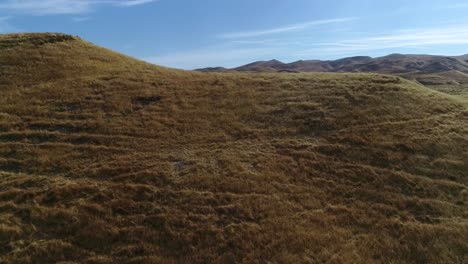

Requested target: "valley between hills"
[{"left": 0, "top": 33, "right": 467, "bottom": 263}]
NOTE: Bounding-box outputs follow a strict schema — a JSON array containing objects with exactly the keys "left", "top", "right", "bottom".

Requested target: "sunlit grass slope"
[{"left": 0, "top": 33, "right": 467, "bottom": 264}]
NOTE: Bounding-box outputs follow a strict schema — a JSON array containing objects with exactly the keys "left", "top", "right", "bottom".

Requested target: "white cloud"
[
  {"left": 117, "top": 0, "right": 155, "bottom": 6},
  {"left": 310, "top": 25, "right": 468, "bottom": 55},
  {"left": 219, "top": 17, "right": 355, "bottom": 39},
  {"left": 0, "top": 0, "right": 157, "bottom": 15}
]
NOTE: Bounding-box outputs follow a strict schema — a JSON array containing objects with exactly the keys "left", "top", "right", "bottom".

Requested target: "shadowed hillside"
[{"left": 0, "top": 33, "right": 467, "bottom": 264}]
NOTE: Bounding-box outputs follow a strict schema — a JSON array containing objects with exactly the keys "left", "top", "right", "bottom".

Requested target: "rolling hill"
[
  {"left": 0, "top": 33, "right": 467, "bottom": 264},
  {"left": 197, "top": 54, "right": 468, "bottom": 100}
]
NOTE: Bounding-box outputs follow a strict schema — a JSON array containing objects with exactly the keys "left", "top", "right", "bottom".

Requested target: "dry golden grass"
[
  {"left": 425, "top": 84, "right": 468, "bottom": 101},
  {"left": 400, "top": 71, "right": 468, "bottom": 101},
  {"left": 0, "top": 33, "right": 467, "bottom": 263}
]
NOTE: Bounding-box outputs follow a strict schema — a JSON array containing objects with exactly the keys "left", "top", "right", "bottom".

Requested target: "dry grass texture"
[{"left": 0, "top": 33, "right": 467, "bottom": 263}]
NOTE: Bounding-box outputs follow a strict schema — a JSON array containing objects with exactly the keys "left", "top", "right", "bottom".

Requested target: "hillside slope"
[
  {"left": 0, "top": 33, "right": 467, "bottom": 264},
  {"left": 198, "top": 54, "right": 468, "bottom": 100}
]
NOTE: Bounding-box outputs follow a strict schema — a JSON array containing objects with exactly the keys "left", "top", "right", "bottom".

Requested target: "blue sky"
[{"left": 1, "top": 0, "right": 468, "bottom": 69}]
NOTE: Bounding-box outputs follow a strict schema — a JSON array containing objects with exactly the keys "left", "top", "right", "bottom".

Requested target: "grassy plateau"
[{"left": 0, "top": 33, "right": 467, "bottom": 263}]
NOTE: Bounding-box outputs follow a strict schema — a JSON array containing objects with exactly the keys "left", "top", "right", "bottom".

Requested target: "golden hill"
[{"left": 0, "top": 33, "right": 467, "bottom": 264}]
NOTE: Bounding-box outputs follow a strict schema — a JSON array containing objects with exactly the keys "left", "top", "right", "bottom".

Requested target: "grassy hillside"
[
  {"left": 400, "top": 71, "right": 468, "bottom": 101},
  {"left": 198, "top": 55, "right": 468, "bottom": 101},
  {"left": 0, "top": 33, "right": 467, "bottom": 264}
]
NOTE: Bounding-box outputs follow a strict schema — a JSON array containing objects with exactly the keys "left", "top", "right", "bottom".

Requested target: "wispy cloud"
[
  {"left": 0, "top": 0, "right": 157, "bottom": 15},
  {"left": 219, "top": 17, "right": 355, "bottom": 39},
  {"left": 309, "top": 25, "right": 468, "bottom": 55},
  {"left": 117, "top": 0, "right": 155, "bottom": 6},
  {"left": 224, "top": 24, "right": 468, "bottom": 57}
]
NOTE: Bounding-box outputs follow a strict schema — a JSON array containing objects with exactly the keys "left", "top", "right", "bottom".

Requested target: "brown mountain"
[{"left": 198, "top": 54, "right": 468, "bottom": 74}]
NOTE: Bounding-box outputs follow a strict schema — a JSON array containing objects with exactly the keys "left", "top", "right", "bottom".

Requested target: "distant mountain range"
[{"left": 197, "top": 54, "right": 468, "bottom": 74}]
